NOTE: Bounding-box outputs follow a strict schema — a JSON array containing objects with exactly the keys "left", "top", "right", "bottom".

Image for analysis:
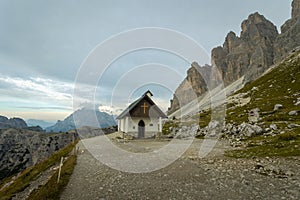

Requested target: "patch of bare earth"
[{"left": 61, "top": 136, "right": 300, "bottom": 200}]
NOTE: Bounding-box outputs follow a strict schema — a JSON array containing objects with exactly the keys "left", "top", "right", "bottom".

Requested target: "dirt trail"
[{"left": 61, "top": 136, "right": 300, "bottom": 200}]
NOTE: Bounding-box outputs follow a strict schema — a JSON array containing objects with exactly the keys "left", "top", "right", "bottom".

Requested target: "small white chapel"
[{"left": 116, "top": 91, "right": 167, "bottom": 138}]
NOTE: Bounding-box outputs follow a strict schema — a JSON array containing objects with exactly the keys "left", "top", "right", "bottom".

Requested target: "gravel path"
[{"left": 61, "top": 136, "right": 300, "bottom": 200}]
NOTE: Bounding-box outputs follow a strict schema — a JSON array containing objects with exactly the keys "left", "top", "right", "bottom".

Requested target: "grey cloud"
[{"left": 16, "top": 106, "right": 72, "bottom": 111}]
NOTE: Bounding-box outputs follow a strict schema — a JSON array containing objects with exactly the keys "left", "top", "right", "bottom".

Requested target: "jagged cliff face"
[
  {"left": 168, "top": 13, "right": 279, "bottom": 114},
  {"left": 168, "top": 0, "right": 300, "bottom": 115},
  {"left": 274, "top": 0, "right": 300, "bottom": 63},
  {"left": 0, "top": 129, "right": 76, "bottom": 179},
  {"left": 212, "top": 12, "right": 278, "bottom": 85},
  {"left": 292, "top": 0, "right": 300, "bottom": 19},
  {"left": 168, "top": 62, "right": 211, "bottom": 114}
]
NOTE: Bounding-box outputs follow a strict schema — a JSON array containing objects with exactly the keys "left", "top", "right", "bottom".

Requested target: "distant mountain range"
[
  {"left": 0, "top": 115, "right": 28, "bottom": 129},
  {"left": 1, "top": 108, "right": 116, "bottom": 133},
  {"left": 26, "top": 119, "right": 54, "bottom": 129},
  {"left": 45, "top": 108, "right": 117, "bottom": 132},
  {"left": 0, "top": 115, "right": 44, "bottom": 132}
]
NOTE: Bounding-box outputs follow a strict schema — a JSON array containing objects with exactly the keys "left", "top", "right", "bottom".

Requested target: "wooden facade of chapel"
[{"left": 116, "top": 91, "right": 167, "bottom": 138}]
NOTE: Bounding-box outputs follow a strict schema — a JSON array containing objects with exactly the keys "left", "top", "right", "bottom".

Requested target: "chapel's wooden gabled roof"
[{"left": 116, "top": 91, "right": 167, "bottom": 119}]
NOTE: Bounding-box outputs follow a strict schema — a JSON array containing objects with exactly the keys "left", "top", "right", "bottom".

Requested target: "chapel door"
[{"left": 138, "top": 120, "right": 145, "bottom": 138}]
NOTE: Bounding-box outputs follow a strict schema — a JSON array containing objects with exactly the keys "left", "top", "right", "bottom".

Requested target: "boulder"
[
  {"left": 175, "top": 124, "right": 198, "bottom": 139},
  {"left": 238, "top": 122, "right": 263, "bottom": 137},
  {"left": 248, "top": 108, "right": 260, "bottom": 123},
  {"left": 287, "top": 124, "right": 300, "bottom": 129},
  {"left": 270, "top": 124, "right": 277, "bottom": 130},
  {"left": 274, "top": 104, "right": 283, "bottom": 111},
  {"left": 295, "top": 97, "right": 300, "bottom": 106},
  {"left": 288, "top": 110, "right": 299, "bottom": 116}
]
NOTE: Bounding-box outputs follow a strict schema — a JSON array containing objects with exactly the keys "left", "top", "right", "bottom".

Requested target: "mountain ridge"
[
  {"left": 168, "top": 0, "right": 300, "bottom": 114},
  {"left": 0, "top": 115, "right": 28, "bottom": 129},
  {"left": 45, "top": 107, "right": 116, "bottom": 132},
  {"left": 26, "top": 119, "right": 54, "bottom": 129}
]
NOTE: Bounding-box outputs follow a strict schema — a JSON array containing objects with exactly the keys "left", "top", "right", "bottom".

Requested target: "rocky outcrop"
[
  {"left": 0, "top": 116, "right": 28, "bottom": 129},
  {"left": 274, "top": 0, "right": 300, "bottom": 63},
  {"left": 0, "top": 128, "right": 77, "bottom": 179},
  {"left": 168, "top": 13, "right": 279, "bottom": 114},
  {"left": 168, "top": 62, "right": 211, "bottom": 114},
  {"left": 212, "top": 12, "right": 278, "bottom": 85},
  {"left": 168, "top": 0, "right": 300, "bottom": 115},
  {"left": 292, "top": 0, "right": 300, "bottom": 19},
  {"left": 45, "top": 107, "right": 116, "bottom": 133}
]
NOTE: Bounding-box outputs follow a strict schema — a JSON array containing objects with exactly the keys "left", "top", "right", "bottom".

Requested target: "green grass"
[
  {"left": 225, "top": 128, "right": 300, "bottom": 158},
  {"left": 210, "top": 50, "right": 300, "bottom": 158},
  {"left": 27, "top": 155, "right": 77, "bottom": 200},
  {"left": 194, "top": 110, "right": 211, "bottom": 128},
  {"left": 0, "top": 141, "right": 78, "bottom": 200},
  {"left": 163, "top": 110, "right": 211, "bottom": 136},
  {"left": 226, "top": 50, "right": 300, "bottom": 125},
  {"left": 162, "top": 121, "right": 179, "bottom": 135}
]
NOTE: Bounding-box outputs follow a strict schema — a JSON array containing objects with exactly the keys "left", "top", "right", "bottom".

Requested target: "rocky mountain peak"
[
  {"left": 242, "top": 12, "right": 265, "bottom": 25},
  {"left": 292, "top": 0, "right": 300, "bottom": 19},
  {"left": 223, "top": 31, "right": 239, "bottom": 53},
  {"left": 168, "top": 2, "right": 300, "bottom": 115},
  {"left": 240, "top": 12, "right": 278, "bottom": 41},
  {"left": 167, "top": 62, "right": 211, "bottom": 114},
  {"left": 241, "top": 12, "right": 265, "bottom": 34},
  {"left": 274, "top": 0, "right": 300, "bottom": 63},
  {"left": 211, "top": 12, "right": 278, "bottom": 85}
]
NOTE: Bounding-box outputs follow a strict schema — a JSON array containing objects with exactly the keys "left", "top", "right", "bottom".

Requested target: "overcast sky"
[{"left": 0, "top": 0, "right": 292, "bottom": 121}]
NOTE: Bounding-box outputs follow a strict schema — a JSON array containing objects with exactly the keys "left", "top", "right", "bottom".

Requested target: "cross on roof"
[{"left": 141, "top": 102, "right": 148, "bottom": 114}]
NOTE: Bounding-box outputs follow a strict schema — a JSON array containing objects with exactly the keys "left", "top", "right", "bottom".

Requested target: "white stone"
[
  {"left": 274, "top": 104, "right": 283, "bottom": 111},
  {"left": 288, "top": 110, "right": 299, "bottom": 116},
  {"left": 270, "top": 124, "right": 277, "bottom": 130}
]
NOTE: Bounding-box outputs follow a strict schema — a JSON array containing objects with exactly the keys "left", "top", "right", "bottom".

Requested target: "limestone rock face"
[
  {"left": 168, "top": 1, "right": 300, "bottom": 115},
  {"left": 292, "top": 0, "right": 300, "bottom": 19},
  {"left": 168, "top": 62, "right": 211, "bottom": 114},
  {"left": 168, "top": 13, "right": 278, "bottom": 114},
  {"left": 274, "top": 0, "right": 300, "bottom": 63},
  {"left": 212, "top": 12, "right": 278, "bottom": 85},
  {"left": 0, "top": 129, "right": 76, "bottom": 179}
]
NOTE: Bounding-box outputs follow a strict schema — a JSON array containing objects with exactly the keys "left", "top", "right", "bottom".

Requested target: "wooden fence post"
[{"left": 57, "top": 157, "right": 64, "bottom": 183}]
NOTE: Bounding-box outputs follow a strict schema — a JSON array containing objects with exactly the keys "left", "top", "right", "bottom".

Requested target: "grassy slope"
[
  {"left": 163, "top": 50, "right": 300, "bottom": 157},
  {"left": 27, "top": 154, "right": 77, "bottom": 200},
  {"left": 225, "top": 49, "right": 300, "bottom": 158},
  {"left": 226, "top": 50, "right": 300, "bottom": 125},
  {"left": 0, "top": 140, "right": 78, "bottom": 200},
  {"left": 225, "top": 128, "right": 300, "bottom": 158}
]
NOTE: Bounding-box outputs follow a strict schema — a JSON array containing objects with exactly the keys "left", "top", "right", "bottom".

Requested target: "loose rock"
[{"left": 274, "top": 104, "right": 283, "bottom": 111}]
